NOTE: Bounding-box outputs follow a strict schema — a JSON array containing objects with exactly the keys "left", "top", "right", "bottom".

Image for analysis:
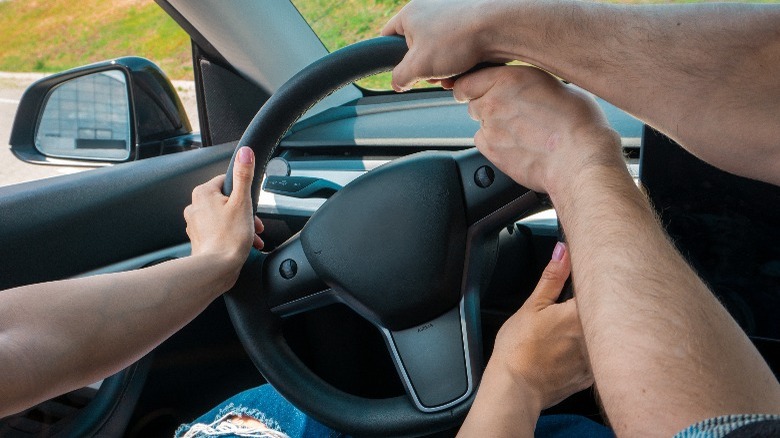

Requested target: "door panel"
[{"left": 0, "top": 142, "right": 235, "bottom": 291}]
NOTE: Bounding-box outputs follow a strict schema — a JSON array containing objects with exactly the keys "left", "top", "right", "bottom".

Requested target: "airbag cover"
[{"left": 301, "top": 152, "right": 467, "bottom": 330}]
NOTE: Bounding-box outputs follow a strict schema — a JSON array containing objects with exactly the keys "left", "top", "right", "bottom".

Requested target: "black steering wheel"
[{"left": 222, "top": 36, "right": 543, "bottom": 436}]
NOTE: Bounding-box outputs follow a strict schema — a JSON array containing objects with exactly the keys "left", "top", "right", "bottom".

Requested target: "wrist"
[
  {"left": 546, "top": 126, "right": 627, "bottom": 203},
  {"left": 484, "top": 359, "right": 544, "bottom": 417},
  {"left": 478, "top": 0, "right": 530, "bottom": 62},
  {"left": 188, "top": 252, "right": 243, "bottom": 295},
  {"left": 460, "top": 360, "right": 541, "bottom": 437}
]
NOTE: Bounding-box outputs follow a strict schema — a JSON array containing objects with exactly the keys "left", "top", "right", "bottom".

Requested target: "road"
[{"left": 0, "top": 72, "right": 199, "bottom": 188}]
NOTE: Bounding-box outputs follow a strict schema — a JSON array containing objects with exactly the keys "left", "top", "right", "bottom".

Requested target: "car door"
[{"left": 0, "top": 3, "right": 276, "bottom": 436}]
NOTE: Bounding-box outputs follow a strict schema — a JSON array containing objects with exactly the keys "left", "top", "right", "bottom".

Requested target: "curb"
[
  {"left": 0, "top": 72, "right": 49, "bottom": 81},
  {"left": 0, "top": 72, "right": 195, "bottom": 91}
]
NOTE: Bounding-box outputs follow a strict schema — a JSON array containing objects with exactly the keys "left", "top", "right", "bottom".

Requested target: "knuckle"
[
  {"left": 234, "top": 167, "right": 254, "bottom": 182},
  {"left": 192, "top": 184, "right": 207, "bottom": 199},
  {"left": 480, "top": 99, "right": 499, "bottom": 120},
  {"left": 540, "top": 263, "right": 565, "bottom": 282},
  {"left": 466, "top": 101, "right": 479, "bottom": 120}
]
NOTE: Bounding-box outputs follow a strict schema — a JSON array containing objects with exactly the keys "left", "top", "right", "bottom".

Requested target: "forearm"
[
  {"left": 457, "top": 362, "right": 539, "bottom": 438},
  {"left": 553, "top": 164, "right": 780, "bottom": 436},
  {"left": 0, "top": 255, "right": 233, "bottom": 417},
  {"left": 484, "top": 1, "right": 780, "bottom": 184}
]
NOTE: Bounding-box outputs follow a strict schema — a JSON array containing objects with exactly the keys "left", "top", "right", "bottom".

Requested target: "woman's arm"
[{"left": 0, "top": 147, "right": 263, "bottom": 417}]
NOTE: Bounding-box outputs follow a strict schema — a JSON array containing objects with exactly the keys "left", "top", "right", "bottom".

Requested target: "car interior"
[{"left": 0, "top": 1, "right": 777, "bottom": 437}]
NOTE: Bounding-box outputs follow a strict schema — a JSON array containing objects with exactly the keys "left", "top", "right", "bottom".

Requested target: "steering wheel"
[{"left": 222, "top": 36, "right": 543, "bottom": 436}]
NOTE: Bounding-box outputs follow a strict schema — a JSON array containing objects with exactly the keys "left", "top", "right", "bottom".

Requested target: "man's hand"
[
  {"left": 453, "top": 66, "right": 623, "bottom": 197},
  {"left": 381, "top": 0, "right": 506, "bottom": 91},
  {"left": 491, "top": 242, "right": 593, "bottom": 409},
  {"left": 184, "top": 146, "right": 264, "bottom": 289}
]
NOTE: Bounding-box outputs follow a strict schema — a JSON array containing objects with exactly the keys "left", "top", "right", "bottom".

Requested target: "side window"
[{"left": 0, "top": 0, "right": 195, "bottom": 189}]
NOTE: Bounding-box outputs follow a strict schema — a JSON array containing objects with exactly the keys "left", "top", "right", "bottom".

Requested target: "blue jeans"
[
  {"left": 536, "top": 414, "right": 614, "bottom": 437},
  {"left": 174, "top": 385, "right": 345, "bottom": 438},
  {"left": 176, "top": 384, "right": 613, "bottom": 437}
]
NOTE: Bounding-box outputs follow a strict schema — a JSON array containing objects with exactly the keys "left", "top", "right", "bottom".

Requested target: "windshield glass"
[{"left": 292, "top": 0, "right": 407, "bottom": 90}]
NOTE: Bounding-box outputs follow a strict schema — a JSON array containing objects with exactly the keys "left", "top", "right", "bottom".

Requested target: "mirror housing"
[{"left": 9, "top": 57, "right": 198, "bottom": 166}]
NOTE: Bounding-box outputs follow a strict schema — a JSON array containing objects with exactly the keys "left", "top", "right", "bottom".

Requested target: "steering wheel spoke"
[
  {"left": 453, "top": 149, "right": 543, "bottom": 227},
  {"left": 381, "top": 299, "right": 479, "bottom": 412},
  {"left": 263, "top": 233, "right": 334, "bottom": 317}
]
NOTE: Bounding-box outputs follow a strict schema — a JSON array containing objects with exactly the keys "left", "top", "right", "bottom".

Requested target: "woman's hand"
[
  {"left": 490, "top": 242, "right": 593, "bottom": 409},
  {"left": 184, "top": 146, "right": 264, "bottom": 290},
  {"left": 458, "top": 242, "right": 592, "bottom": 437}
]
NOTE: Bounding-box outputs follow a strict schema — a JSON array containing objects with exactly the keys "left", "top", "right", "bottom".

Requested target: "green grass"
[
  {"left": 0, "top": 0, "right": 776, "bottom": 87},
  {"left": 0, "top": 0, "right": 191, "bottom": 79}
]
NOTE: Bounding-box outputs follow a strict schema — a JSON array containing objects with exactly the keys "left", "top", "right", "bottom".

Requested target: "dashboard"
[{"left": 258, "top": 89, "right": 642, "bottom": 224}]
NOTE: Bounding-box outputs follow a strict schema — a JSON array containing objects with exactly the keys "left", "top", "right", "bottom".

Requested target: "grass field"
[
  {"left": 0, "top": 0, "right": 776, "bottom": 89},
  {"left": 0, "top": 0, "right": 191, "bottom": 79}
]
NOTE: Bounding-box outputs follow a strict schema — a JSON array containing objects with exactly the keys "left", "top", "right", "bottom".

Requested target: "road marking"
[{"left": 0, "top": 98, "right": 20, "bottom": 104}]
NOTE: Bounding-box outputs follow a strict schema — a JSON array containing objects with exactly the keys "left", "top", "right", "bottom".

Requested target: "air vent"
[{"left": 0, "top": 387, "right": 97, "bottom": 437}]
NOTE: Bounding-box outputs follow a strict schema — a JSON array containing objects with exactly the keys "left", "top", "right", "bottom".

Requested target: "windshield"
[{"left": 292, "top": 0, "right": 409, "bottom": 90}]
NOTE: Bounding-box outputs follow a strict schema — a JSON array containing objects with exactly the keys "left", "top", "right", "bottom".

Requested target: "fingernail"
[
  {"left": 238, "top": 147, "right": 253, "bottom": 164},
  {"left": 552, "top": 242, "right": 566, "bottom": 262}
]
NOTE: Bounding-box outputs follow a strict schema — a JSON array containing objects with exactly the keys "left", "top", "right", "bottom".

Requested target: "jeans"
[
  {"left": 175, "top": 384, "right": 613, "bottom": 438},
  {"left": 174, "top": 384, "right": 345, "bottom": 438}
]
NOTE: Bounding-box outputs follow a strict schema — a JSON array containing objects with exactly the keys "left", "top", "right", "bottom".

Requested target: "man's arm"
[
  {"left": 458, "top": 243, "right": 592, "bottom": 437},
  {"left": 453, "top": 66, "right": 780, "bottom": 437},
  {"left": 384, "top": 1, "right": 780, "bottom": 185},
  {"left": 0, "top": 147, "right": 263, "bottom": 418}
]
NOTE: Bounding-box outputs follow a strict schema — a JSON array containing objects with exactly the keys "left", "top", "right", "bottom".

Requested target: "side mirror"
[{"left": 10, "top": 57, "right": 199, "bottom": 166}]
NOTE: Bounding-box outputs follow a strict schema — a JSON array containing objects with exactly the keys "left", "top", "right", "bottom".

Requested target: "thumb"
[
  {"left": 230, "top": 146, "right": 255, "bottom": 205},
  {"left": 529, "top": 242, "right": 571, "bottom": 305}
]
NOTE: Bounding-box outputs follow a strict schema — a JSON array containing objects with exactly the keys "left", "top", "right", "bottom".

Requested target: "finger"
[
  {"left": 391, "top": 57, "right": 418, "bottom": 92},
  {"left": 230, "top": 147, "right": 255, "bottom": 206},
  {"left": 466, "top": 100, "right": 479, "bottom": 122},
  {"left": 253, "top": 235, "right": 264, "bottom": 250},
  {"left": 528, "top": 242, "right": 572, "bottom": 305},
  {"left": 207, "top": 174, "right": 226, "bottom": 186},
  {"left": 452, "top": 68, "right": 503, "bottom": 102},
  {"left": 473, "top": 129, "right": 488, "bottom": 154},
  {"left": 380, "top": 12, "right": 404, "bottom": 36},
  {"left": 254, "top": 216, "right": 264, "bottom": 234},
  {"left": 193, "top": 174, "right": 226, "bottom": 200},
  {"left": 439, "top": 78, "right": 456, "bottom": 90}
]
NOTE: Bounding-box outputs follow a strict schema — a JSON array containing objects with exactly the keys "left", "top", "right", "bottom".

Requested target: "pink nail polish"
[
  {"left": 238, "top": 147, "right": 253, "bottom": 164},
  {"left": 552, "top": 242, "right": 566, "bottom": 262}
]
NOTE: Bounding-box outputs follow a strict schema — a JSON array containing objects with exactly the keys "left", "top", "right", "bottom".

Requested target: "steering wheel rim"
[
  {"left": 222, "top": 36, "right": 408, "bottom": 208},
  {"left": 223, "top": 36, "right": 543, "bottom": 436}
]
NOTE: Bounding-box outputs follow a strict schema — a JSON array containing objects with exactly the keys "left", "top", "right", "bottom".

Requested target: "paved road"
[{"left": 0, "top": 72, "right": 198, "bottom": 188}]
